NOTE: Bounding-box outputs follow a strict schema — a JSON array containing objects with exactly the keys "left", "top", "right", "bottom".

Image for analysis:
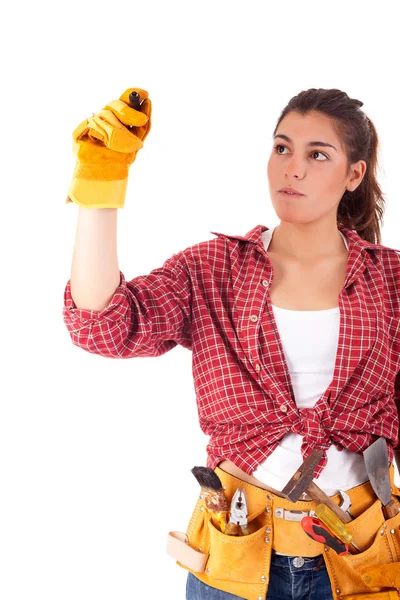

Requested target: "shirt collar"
[{"left": 210, "top": 224, "right": 394, "bottom": 263}]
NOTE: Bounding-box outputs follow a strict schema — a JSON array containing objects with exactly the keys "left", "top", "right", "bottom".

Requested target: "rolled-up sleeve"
[{"left": 62, "top": 251, "right": 192, "bottom": 358}]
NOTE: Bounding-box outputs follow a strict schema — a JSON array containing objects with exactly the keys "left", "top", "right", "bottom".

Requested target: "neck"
[{"left": 270, "top": 222, "right": 347, "bottom": 261}]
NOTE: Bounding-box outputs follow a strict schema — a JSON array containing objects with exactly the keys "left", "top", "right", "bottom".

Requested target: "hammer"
[{"left": 281, "top": 449, "right": 352, "bottom": 524}]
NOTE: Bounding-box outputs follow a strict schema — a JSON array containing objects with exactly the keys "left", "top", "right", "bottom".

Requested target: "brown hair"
[{"left": 272, "top": 88, "right": 386, "bottom": 244}]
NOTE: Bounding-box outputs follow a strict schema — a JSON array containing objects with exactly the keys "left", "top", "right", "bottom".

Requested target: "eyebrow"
[{"left": 273, "top": 133, "right": 337, "bottom": 152}]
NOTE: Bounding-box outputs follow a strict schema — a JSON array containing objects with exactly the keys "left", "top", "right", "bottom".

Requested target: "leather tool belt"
[{"left": 167, "top": 464, "right": 400, "bottom": 600}]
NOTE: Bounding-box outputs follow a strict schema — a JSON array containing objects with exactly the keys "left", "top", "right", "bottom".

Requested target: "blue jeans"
[{"left": 186, "top": 551, "right": 334, "bottom": 600}]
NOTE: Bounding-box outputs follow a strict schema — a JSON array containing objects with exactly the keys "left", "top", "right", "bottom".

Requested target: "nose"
[{"left": 284, "top": 156, "right": 305, "bottom": 179}]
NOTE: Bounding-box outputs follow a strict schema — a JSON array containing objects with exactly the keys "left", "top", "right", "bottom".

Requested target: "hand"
[{"left": 66, "top": 87, "right": 152, "bottom": 209}]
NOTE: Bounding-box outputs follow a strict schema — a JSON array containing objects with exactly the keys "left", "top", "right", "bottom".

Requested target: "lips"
[{"left": 279, "top": 187, "right": 304, "bottom": 195}]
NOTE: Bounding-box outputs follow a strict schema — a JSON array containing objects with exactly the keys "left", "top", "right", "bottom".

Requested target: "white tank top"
[{"left": 252, "top": 226, "right": 369, "bottom": 497}]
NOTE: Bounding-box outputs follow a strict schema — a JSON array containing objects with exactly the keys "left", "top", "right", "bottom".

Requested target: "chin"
[{"left": 273, "top": 207, "right": 311, "bottom": 222}]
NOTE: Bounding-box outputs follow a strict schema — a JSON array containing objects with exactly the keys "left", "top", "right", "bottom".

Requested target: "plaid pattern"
[{"left": 63, "top": 225, "right": 400, "bottom": 478}]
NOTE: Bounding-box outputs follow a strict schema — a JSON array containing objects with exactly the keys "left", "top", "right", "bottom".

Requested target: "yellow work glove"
[{"left": 66, "top": 87, "right": 151, "bottom": 209}]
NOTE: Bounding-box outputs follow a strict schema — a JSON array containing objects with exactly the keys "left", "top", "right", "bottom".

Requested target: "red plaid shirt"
[{"left": 63, "top": 225, "right": 400, "bottom": 478}]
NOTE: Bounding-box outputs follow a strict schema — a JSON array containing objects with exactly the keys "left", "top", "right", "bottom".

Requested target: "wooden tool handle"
[
  {"left": 307, "top": 482, "right": 352, "bottom": 523},
  {"left": 384, "top": 499, "right": 400, "bottom": 519}
]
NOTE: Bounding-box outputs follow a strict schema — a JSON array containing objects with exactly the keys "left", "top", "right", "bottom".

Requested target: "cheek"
[
  {"left": 322, "top": 162, "right": 345, "bottom": 183},
  {"left": 324, "top": 173, "right": 345, "bottom": 198},
  {"left": 267, "top": 155, "right": 276, "bottom": 179}
]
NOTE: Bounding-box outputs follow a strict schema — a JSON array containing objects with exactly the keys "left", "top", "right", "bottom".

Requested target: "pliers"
[{"left": 225, "top": 487, "right": 250, "bottom": 536}]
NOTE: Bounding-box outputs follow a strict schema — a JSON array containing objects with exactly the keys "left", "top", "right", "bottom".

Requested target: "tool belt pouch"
[
  {"left": 167, "top": 471, "right": 276, "bottom": 600},
  {"left": 323, "top": 465, "right": 400, "bottom": 600}
]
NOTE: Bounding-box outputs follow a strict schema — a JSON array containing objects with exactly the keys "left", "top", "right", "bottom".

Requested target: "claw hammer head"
[{"left": 281, "top": 450, "right": 324, "bottom": 501}]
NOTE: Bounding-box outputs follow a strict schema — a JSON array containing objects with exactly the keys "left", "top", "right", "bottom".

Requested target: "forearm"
[{"left": 70, "top": 207, "right": 121, "bottom": 311}]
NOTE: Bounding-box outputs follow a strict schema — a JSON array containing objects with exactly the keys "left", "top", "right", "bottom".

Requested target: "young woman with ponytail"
[{"left": 64, "top": 87, "right": 400, "bottom": 600}]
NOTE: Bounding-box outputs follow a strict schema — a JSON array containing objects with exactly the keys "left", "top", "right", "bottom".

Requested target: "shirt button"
[
  {"left": 249, "top": 315, "right": 258, "bottom": 322},
  {"left": 255, "top": 363, "right": 261, "bottom": 372},
  {"left": 262, "top": 279, "right": 269, "bottom": 287},
  {"left": 280, "top": 404, "right": 288, "bottom": 413}
]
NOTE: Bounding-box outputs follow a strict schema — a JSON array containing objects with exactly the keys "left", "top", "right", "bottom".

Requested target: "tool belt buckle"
[{"left": 275, "top": 508, "right": 317, "bottom": 522}]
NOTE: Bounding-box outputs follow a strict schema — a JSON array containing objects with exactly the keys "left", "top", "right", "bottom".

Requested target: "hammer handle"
[{"left": 307, "top": 482, "right": 352, "bottom": 524}]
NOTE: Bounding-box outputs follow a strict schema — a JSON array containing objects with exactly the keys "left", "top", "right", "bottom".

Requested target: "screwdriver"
[
  {"left": 315, "top": 503, "right": 361, "bottom": 552},
  {"left": 301, "top": 516, "right": 349, "bottom": 555}
]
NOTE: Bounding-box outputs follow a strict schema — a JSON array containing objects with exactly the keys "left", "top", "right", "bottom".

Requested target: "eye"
[{"left": 273, "top": 144, "right": 328, "bottom": 161}]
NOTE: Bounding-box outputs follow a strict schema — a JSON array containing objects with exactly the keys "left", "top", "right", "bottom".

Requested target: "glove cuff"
[
  {"left": 66, "top": 177, "right": 128, "bottom": 209},
  {"left": 72, "top": 161, "right": 130, "bottom": 181}
]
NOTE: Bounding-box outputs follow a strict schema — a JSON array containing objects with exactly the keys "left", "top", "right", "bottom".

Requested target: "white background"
[{"left": 2, "top": 1, "right": 400, "bottom": 598}]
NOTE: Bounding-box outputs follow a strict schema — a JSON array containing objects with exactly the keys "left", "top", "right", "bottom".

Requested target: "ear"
[{"left": 347, "top": 160, "right": 367, "bottom": 192}]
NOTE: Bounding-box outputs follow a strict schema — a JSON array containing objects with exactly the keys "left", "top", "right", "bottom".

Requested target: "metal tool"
[
  {"left": 225, "top": 487, "right": 250, "bottom": 536},
  {"left": 338, "top": 490, "right": 354, "bottom": 519},
  {"left": 363, "top": 437, "right": 400, "bottom": 519},
  {"left": 281, "top": 450, "right": 362, "bottom": 553},
  {"left": 275, "top": 508, "right": 316, "bottom": 521},
  {"left": 281, "top": 450, "right": 353, "bottom": 524}
]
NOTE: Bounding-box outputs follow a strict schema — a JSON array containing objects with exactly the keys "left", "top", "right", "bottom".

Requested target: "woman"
[{"left": 63, "top": 87, "right": 400, "bottom": 600}]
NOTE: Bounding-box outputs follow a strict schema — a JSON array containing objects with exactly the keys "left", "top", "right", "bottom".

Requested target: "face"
[{"left": 267, "top": 110, "right": 366, "bottom": 225}]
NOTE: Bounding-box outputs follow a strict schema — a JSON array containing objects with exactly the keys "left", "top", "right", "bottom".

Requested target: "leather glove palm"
[{"left": 66, "top": 87, "right": 151, "bottom": 208}]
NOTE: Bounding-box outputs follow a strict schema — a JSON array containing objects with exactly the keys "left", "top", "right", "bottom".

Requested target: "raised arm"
[
  {"left": 70, "top": 207, "right": 120, "bottom": 311},
  {"left": 63, "top": 87, "right": 192, "bottom": 357}
]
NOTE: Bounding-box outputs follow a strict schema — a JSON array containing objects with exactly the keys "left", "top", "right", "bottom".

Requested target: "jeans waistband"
[{"left": 271, "top": 550, "right": 325, "bottom": 570}]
